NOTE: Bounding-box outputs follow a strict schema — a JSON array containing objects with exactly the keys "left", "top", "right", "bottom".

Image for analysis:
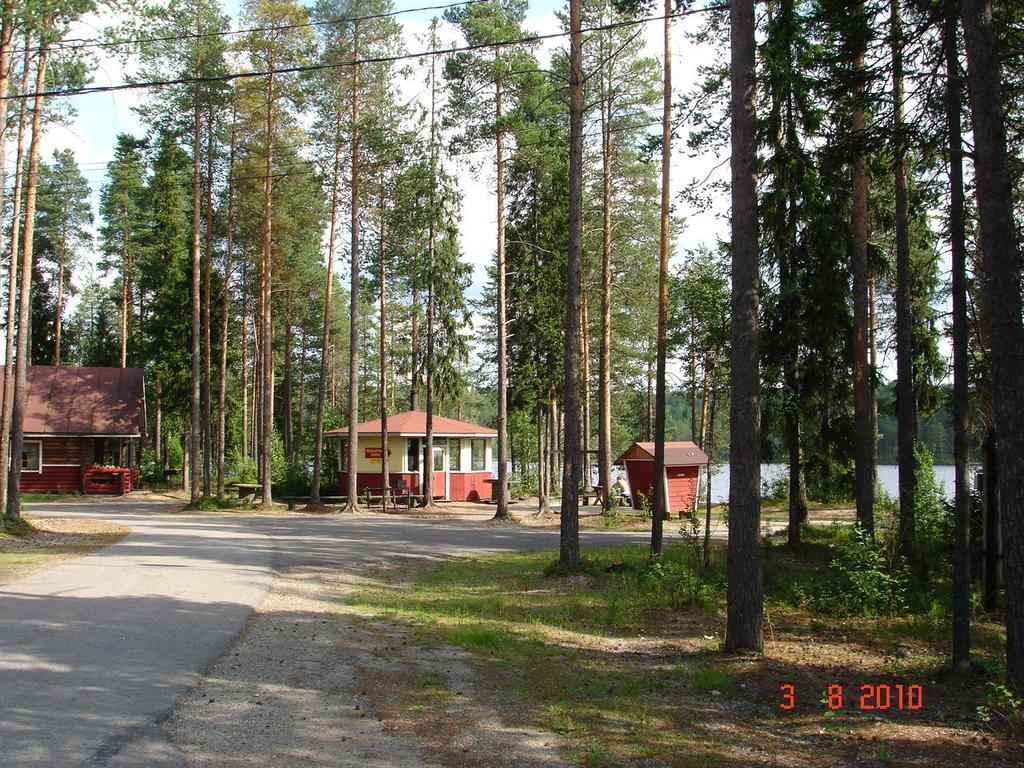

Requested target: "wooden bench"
[
  {"left": 226, "top": 482, "right": 262, "bottom": 500},
  {"left": 581, "top": 486, "right": 603, "bottom": 506},
  {"left": 282, "top": 495, "right": 346, "bottom": 511}
]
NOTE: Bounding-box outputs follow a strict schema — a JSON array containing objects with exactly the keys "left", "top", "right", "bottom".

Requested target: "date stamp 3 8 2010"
[{"left": 778, "top": 683, "right": 924, "bottom": 711}]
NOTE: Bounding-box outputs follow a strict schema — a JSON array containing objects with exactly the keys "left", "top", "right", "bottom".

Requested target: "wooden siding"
[
  {"left": 618, "top": 444, "right": 653, "bottom": 462},
  {"left": 665, "top": 465, "right": 700, "bottom": 514},
  {"left": 21, "top": 465, "right": 83, "bottom": 494},
  {"left": 624, "top": 459, "right": 656, "bottom": 511},
  {"left": 39, "top": 436, "right": 87, "bottom": 466},
  {"left": 448, "top": 472, "right": 492, "bottom": 502}
]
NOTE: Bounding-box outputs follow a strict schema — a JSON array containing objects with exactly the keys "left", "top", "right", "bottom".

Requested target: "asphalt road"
[{"left": 0, "top": 500, "right": 652, "bottom": 768}]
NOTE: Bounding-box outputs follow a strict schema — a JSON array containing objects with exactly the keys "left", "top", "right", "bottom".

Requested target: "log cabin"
[{"left": 5, "top": 366, "right": 146, "bottom": 495}]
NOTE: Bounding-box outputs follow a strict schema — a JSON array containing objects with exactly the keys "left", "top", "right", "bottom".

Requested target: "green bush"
[
  {"left": 226, "top": 449, "right": 257, "bottom": 484},
  {"left": 139, "top": 448, "right": 163, "bottom": 486},
  {"left": 977, "top": 683, "right": 1024, "bottom": 738},
  {"left": 762, "top": 472, "right": 788, "bottom": 502},
  {"left": 913, "top": 443, "right": 952, "bottom": 563},
  {"left": 806, "top": 525, "right": 910, "bottom": 617}
]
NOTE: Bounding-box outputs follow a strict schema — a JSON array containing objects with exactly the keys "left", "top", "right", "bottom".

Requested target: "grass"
[
  {"left": 348, "top": 524, "right": 1016, "bottom": 767},
  {"left": 0, "top": 516, "right": 129, "bottom": 584},
  {"left": 20, "top": 492, "right": 86, "bottom": 503}
]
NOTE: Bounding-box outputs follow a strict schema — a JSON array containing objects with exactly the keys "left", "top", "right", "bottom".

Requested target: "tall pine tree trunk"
[
  {"left": 943, "top": 0, "right": 971, "bottom": 673},
  {"left": 560, "top": 0, "right": 583, "bottom": 565},
  {"left": 891, "top": 0, "right": 917, "bottom": 560},
  {"left": 345, "top": 22, "right": 362, "bottom": 511},
  {"left": 311, "top": 138, "right": 341, "bottom": 506},
  {"left": 598, "top": 45, "right": 613, "bottom": 513},
  {"left": 379, "top": 175, "right": 390, "bottom": 503},
  {"left": 651, "top": 0, "right": 672, "bottom": 553},
  {"left": 203, "top": 108, "right": 215, "bottom": 497},
  {"left": 851, "top": 1, "right": 875, "bottom": 538},
  {"left": 54, "top": 251, "right": 65, "bottom": 365},
  {"left": 241, "top": 257, "right": 249, "bottom": 462},
  {"left": 7, "top": 20, "right": 50, "bottom": 521},
  {"left": 190, "top": 91, "right": 203, "bottom": 504},
  {"left": 725, "top": 0, "right": 763, "bottom": 653},
  {"left": 493, "top": 74, "right": 510, "bottom": 521},
  {"left": 0, "top": 39, "right": 30, "bottom": 520},
  {"left": 259, "top": 69, "right": 276, "bottom": 508},
  {"left": 423, "top": 52, "right": 438, "bottom": 506},
  {"left": 217, "top": 106, "right": 236, "bottom": 498},
  {"left": 961, "top": 0, "right": 1024, "bottom": 689}
]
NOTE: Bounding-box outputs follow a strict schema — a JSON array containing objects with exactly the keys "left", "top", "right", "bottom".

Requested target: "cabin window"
[
  {"left": 448, "top": 439, "right": 462, "bottom": 471},
  {"left": 406, "top": 439, "right": 419, "bottom": 472},
  {"left": 22, "top": 441, "right": 41, "bottom": 472},
  {"left": 433, "top": 441, "right": 445, "bottom": 471},
  {"left": 339, "top": 440, "right": 348, "bottom": 471},
  {"left": 471, "top": 439, "right": 486, "bottom": 471}
]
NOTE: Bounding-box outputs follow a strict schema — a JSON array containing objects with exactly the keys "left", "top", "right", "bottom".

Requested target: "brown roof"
[
  {"left": 613, "top": 441, "right": 709, "bottom": 467},
  {"left": 4, "top": 366, "right": 146, "bottom": 436},
  {"left": 325, "top": 410, "right": 496, "bottom": 438}
]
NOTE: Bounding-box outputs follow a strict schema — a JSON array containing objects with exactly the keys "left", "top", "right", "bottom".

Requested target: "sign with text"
[{"left": 365, "top": 447, "right": 392, "bottom": 462}]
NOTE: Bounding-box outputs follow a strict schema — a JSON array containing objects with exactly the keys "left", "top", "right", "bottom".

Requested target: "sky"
[{"left": 32, "top": 0, "right": 728, "bottom": 305}]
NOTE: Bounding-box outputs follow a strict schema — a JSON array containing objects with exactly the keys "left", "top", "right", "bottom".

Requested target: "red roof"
[
  {"left": 614, "top": 441, "right": 709, "bottom": 467},
  {"left": 4, "top": 366, "right": 146, "bottom": 436},
  {"left": 325, "top": 410, "right": 496, "bottom": 437}
]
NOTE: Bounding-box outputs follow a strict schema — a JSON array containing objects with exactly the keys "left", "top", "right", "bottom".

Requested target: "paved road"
[{"left": 1, "top": 501, "right": 654, "bottom": 768}]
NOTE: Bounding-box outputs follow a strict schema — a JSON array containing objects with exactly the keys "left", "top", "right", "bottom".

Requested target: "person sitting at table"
[{"left": 612, "top": 476, "right": 630, "bottom": 505}]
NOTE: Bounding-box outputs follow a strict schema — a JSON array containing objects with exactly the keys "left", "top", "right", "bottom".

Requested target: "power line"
[
  {"left": 3, "top": 5, "right": 728, "bottom": 102},
  {"left": 12, "top": 0, "right": 489, "bottom": 57}
]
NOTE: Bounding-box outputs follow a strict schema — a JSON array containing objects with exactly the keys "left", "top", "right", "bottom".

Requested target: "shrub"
[
  {"left": 139, "top": 448, "right": 163, "bottom": 486},
  {"left": 913, "top": 443, "right": 952, "bottom": 564},
  {"left": 762, "top": 471, "right": 788, "bottom": 502},
  {"left": 226, "top": 449, "right": 257, "bottom": 484},
  {"left": 977, "top": 683, "right": 1024, "bottom": 738},
  {"left": 807, "top": 525, "right": 910, "bottom": 617}
]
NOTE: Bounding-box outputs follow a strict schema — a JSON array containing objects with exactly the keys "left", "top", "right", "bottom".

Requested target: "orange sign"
[{"left": 365, "top": 447, "right": 391, "bottom": 459}]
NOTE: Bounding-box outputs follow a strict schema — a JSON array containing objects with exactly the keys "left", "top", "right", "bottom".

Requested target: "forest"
[{"left": 0, "top": 0, "right": 1022, "bottom": 697}]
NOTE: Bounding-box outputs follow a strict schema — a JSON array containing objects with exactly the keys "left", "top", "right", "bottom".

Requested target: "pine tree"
[
  {"left": 444, "top": 0, "right": 536, "bottom": 521},
  {"left": 32, "top": 150, "right": 92, "bottom": 366},
  {"left": 99, "top": 135, "right": 148, "bottom": 369}
]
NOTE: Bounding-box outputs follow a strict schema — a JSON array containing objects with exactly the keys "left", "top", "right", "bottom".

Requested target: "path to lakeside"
[{"left": 0, "top": 498, "right": 655, "bottom": 768}]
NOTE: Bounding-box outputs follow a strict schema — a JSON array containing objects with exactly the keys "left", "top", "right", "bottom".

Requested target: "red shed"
[{"left": 614, "top": 441, "right": 708, "bottom": 517}]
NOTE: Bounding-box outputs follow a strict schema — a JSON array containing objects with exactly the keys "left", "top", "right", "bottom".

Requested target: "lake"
[{"left": 697, "top": 463, "right": 959, "bottom": 504}]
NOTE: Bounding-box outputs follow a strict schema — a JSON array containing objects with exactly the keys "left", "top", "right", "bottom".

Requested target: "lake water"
[{"left": 696, "top": 463, "right": 959, "bottom": 504}]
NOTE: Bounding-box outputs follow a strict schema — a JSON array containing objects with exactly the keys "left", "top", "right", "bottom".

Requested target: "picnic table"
[
  {"left": 226, "top": 482, "right": 262, "bottom": 500},
  {"left": 581, "top": 486, "right": 603, "bottom": 506},
  {"left": 364, "top": 486, "right": 397, "bottom": 510}
]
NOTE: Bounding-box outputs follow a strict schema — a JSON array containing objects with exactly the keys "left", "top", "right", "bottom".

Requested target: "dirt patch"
[
  {"left": 0, "top": 516, "right": 130, "bottom": 584},
  {"left": 165, "top": 566, "right": 569, "bottom": 767}
]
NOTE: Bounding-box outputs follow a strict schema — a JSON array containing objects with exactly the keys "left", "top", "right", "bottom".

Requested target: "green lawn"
[{"left": 348, "top": 526, "right": 1016, "bottom": 767}]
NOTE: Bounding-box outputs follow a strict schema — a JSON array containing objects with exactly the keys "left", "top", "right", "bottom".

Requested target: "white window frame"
[
  {"left": 471, "top": 439, "right": 486, "bottom": 472},
  {"left": 22, "top": 440, "right": 42, "bottom": 473}
]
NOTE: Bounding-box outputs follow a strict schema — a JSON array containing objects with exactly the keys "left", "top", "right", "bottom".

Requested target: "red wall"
[
  {"left": 666, "top": 465, "right": 700, "bottom": 514},
  {"left": 624, "top": 459, "right": 655, "bottom": 511},
  {"left": 336, "top": 471, "right": 493, "bottom": 502},
  {"left": 624, "top": 460, "right": 700, "bottom": 516},
  {"left": 20, "top": 465, "right": 83, "bottom": 494},
  {"left": 448, "top": 472, "right": 492, "bottom": 502},
  {"left": 338, "top": 471, "right": 420, "bottom": 496}
]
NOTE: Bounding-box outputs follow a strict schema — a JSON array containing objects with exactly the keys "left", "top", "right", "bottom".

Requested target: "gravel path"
[
  {"left": 6, "top": 501, "right": 654, "bottom": 767},
  {"left": 0, "top": 502, "right": 275, "bottom": 767}
]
